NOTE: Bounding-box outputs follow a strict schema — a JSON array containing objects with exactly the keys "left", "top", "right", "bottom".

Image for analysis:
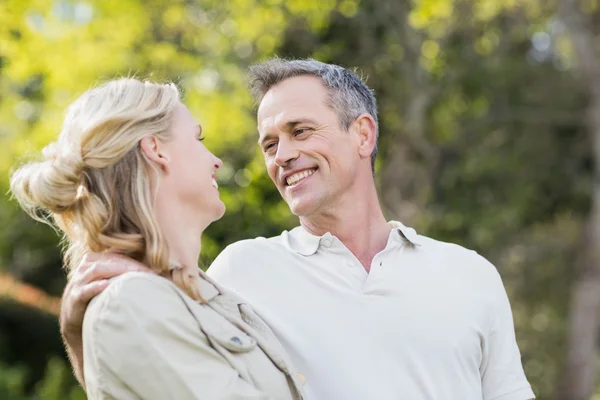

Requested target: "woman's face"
[{"left": 159, "top": 103, "right": 225, "bottom": 223}]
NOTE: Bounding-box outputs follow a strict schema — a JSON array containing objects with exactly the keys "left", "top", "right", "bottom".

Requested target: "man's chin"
[{"left": 287, "top": 198, "right": 317, "bottom": 218}]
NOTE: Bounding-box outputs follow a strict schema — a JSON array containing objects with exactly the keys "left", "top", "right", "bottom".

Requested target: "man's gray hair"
[{"left": 248, "top": 58, "right": 379, "bottom": 171}]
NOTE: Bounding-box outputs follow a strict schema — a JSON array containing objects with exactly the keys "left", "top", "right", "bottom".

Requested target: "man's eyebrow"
[
  {"left": 257, "top": 117, "right": 324, "bottom": 147},
  {"left": 283, "top": 118, "right": 319, "bottom": 128},
  {"left": 257, "top": 117, "right": 319, "bottom": 145},
  {"left": 258, "top": 132, "right": 276, "bottom": 146}
]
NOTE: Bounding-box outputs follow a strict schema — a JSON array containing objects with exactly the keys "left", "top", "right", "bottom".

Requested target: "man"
[{"left": 61, "top": 58, "right": 534, "bottom": 399}]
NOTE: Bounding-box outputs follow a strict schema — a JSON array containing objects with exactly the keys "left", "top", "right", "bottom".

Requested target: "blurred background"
[{"left": 0, "top": 0, "right": 598, "bottom": 398}]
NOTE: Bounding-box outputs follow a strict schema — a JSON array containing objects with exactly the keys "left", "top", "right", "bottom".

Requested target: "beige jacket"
[{"left": 82, "top": 271, "right": 304, "bottom": 400}]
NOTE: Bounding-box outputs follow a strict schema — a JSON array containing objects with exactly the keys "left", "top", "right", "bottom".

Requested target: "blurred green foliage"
[
  {"left": 0, "top": 358, "right": 85, "bottom": 399},
  {"left": 0, "top": 0, "right": 596, "bottom": 398}
]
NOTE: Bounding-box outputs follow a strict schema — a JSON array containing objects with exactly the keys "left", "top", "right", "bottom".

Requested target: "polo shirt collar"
[
  {"left": 388, "top": 220, "right": 422, "bottom": 247},
  {"left": 285, "top": 226, "right": 324, "bottom": 256},
  {"left": 286, "top": 220, "right": 422, "bottom": 256}
]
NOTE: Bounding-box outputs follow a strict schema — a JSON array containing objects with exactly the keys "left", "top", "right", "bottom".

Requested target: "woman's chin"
[
  {"left": 192, "top": 199, "right": 226, "bottom": 227},
  {"left": 212, "top": 201, "right": 226, "bottom": 221}
]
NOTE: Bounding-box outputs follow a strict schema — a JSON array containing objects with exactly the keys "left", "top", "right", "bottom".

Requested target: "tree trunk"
[
  {"left": 377, "top": 0, "right": 439, "bottom": 224},
  {"left": 558, "top": 0, "right": 600, "bottom": 398}
]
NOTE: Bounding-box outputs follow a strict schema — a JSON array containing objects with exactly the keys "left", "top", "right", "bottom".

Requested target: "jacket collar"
[
  {"left": 208, "top": 291, "right": 305, "bottom": 398},
  {"left": 196, "top": 269, "right": 221, "bottom": 302}
]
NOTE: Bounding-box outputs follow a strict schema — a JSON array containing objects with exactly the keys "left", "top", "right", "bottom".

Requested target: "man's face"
[{"left": 257, "top": 75, "right": 360, "bottom": 217}]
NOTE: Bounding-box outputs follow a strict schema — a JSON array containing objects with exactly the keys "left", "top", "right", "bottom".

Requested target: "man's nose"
[{"left": 274, "top": 138, "right": 299, "bottom": 167}]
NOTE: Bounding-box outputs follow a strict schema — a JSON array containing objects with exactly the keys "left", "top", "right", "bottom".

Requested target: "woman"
[{"left": 10, "top": 78, "right": 304, "bottom": 399}]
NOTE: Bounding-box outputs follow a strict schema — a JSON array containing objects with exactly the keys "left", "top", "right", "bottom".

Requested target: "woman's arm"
[{"left": 83, "top": 272, "right": 274, "bottom": 400}]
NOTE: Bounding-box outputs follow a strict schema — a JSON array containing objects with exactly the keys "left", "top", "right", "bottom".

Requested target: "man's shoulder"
[
  {"left": 393, "top": 221, "right": 485, "bottom": 262},
  {"left": 209, "top": 229, "right": 298, "bottom": 275},
  {"left": 401, "top": 232, "right": 506, "bottom": 297},
  {"left": 418, "top": 233, "right": 480, "bottom": 256},
  {"left": 411, "top": 231, "right": 498, "bottom": 275},
  {"left": 220, "top": 228, "right": 299, "bottom": 258}
]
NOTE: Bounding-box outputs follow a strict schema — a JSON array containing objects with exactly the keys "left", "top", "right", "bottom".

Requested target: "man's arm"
[
  {"left": 60, "top": 253, "right": 151, "bottom": 387},
  {"left": 479, "top": 259, "right": 535, "bottom": 400}
]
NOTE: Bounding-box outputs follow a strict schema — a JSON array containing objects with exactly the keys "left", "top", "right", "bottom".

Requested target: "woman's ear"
[
  {"left": 140, "top": 136, "right": 170, "bottom": 171},
  {"left": 353, "top": 114, "right": 377, "bottom": 160}
]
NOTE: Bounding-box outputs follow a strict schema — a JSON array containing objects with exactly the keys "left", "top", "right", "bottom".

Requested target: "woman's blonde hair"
[{"left": 10, "top": 78, "right": 206, "bottom": 302}]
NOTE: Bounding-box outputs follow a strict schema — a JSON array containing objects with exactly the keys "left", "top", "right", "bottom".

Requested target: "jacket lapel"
[{"left": 197, "top": 271, "right": 304, "bottom": 398}]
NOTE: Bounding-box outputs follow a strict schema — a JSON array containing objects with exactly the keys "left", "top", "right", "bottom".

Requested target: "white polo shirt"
[{"left": 207, "top": 221, "right": 534, "bottom": 400}]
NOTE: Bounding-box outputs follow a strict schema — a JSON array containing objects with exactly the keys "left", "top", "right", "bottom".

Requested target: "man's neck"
[{"left": 299, "top": 200, "right": 391, "bottom": 273}]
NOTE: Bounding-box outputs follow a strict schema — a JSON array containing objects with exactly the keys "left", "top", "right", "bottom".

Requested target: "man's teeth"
[
  {"left": 211, "top": 178, "right": 218, "bottom": 189},
  {"left": 286, "top": 169, "right": 315, "bottom": 186}
]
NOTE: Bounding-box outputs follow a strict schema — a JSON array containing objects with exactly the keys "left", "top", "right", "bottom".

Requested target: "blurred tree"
[
  {"left": 0, "top": 362, "right": 28, "bottom": 400},
  {"left": 0, "top": 298, "right": 65, "bottom": 391},
  {"left": 557, "top": 0, "right": 600, "bottom": 398}
]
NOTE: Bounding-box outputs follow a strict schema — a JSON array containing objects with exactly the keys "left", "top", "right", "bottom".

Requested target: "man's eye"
[
  {"left": 264, "top": 142, "right": 277, "bottom": 151},
  {"left": 294, "top": 128, "right": 307, "bottom": 135}
]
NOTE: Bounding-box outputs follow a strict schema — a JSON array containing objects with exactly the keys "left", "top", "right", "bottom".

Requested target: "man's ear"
[
  {"left": 140, "top": 136, "right": 170, "bottom": 172},
  {"left": 353, "top": 114, "right": 377, "bottom": 160}
]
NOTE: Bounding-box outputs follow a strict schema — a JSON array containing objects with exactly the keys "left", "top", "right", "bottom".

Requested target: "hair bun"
[{"left": 10, "top": 142, "right": 86, "bottom": 214}]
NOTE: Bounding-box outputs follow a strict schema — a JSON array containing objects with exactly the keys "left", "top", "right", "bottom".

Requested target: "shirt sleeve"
[
  {"left": 480, "top": 262, "right": 535, "bottom": 400},
  {"left": 82, "top": 272, "right": 273, "bottom": 400}
]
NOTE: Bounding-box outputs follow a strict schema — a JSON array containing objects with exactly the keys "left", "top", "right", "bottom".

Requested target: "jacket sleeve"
[{"left": 82, "top": 272, "right": 274, "bottom": 400}]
